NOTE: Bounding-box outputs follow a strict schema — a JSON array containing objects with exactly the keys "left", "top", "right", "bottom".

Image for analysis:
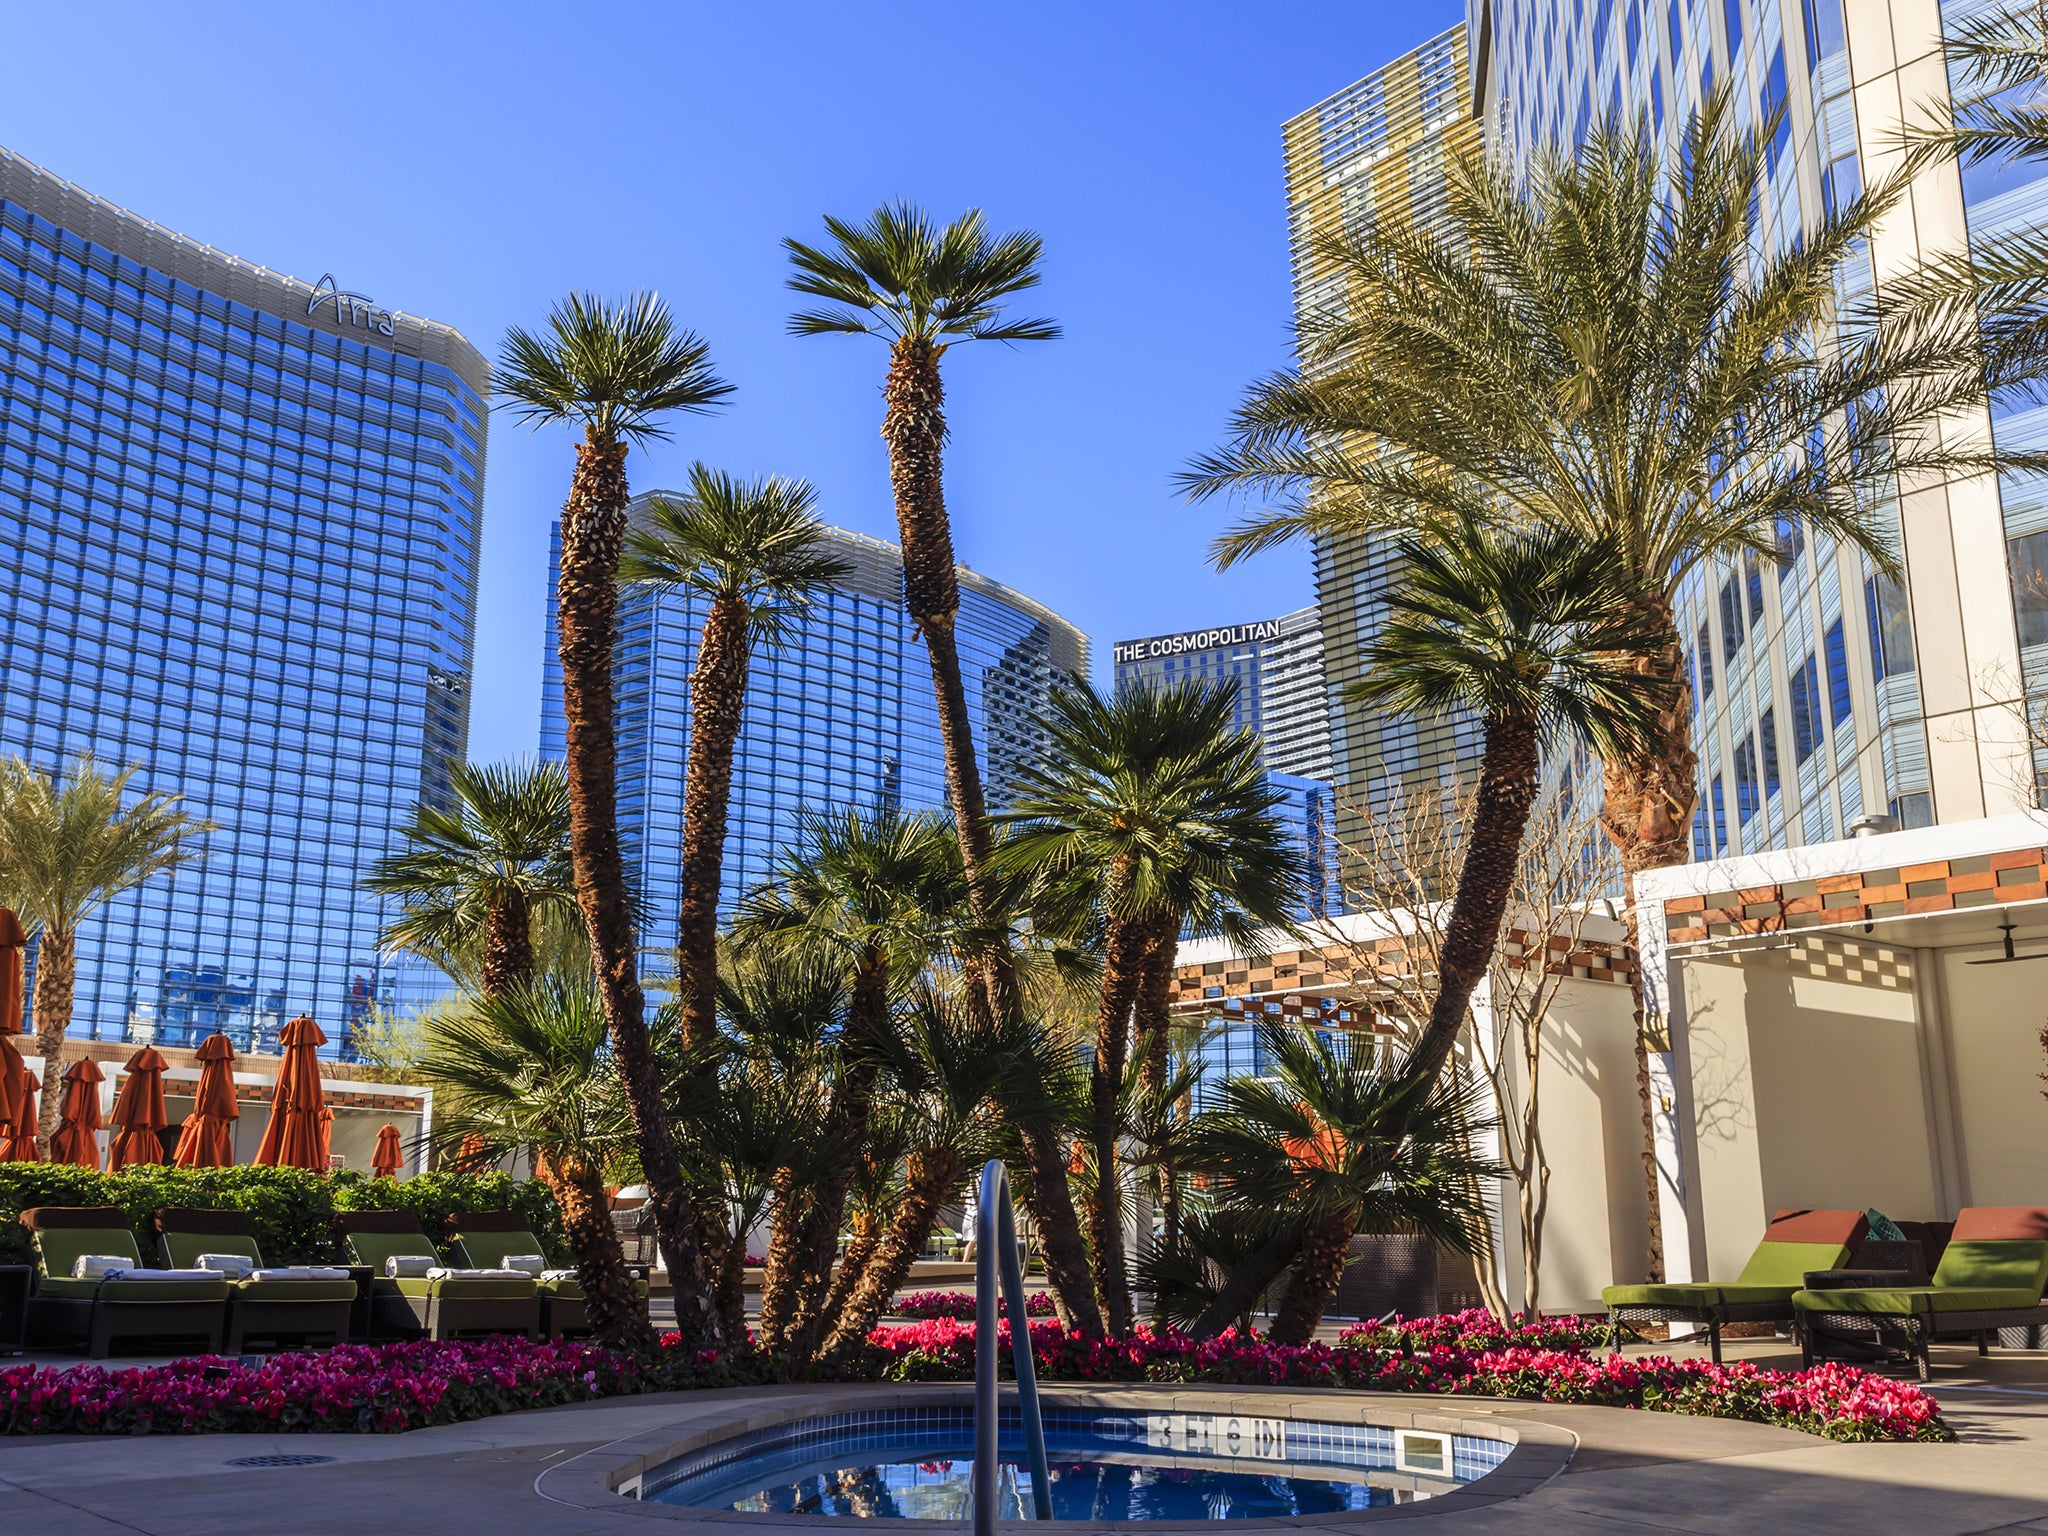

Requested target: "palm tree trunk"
[
  {"left": 1189, "top": 1223, "right": 1302, "bottom": 1338},
  {"left": 30, "top": 925, "right": 74, "bottom": 1144},
  {"left": 1269, "top": 1208, "right": 1354, "bottom": 1343},
  {"left": 678, "top": 594, "right": 750, "bottom": 1052},
  {"left": 756, "top": 1169, "right": 807, "bottom": 1354},
  {"left": 555, "top": 430, "right": 721, "bottom": 1352},
  {"left": 817, "top": 1204, "right": 885, "bottom": 1328},
  {"left": 538, "top": 1149, "right": 655, "bottom": 1352},
  {"left": 1405, "top": 711, "right": 1543, "bottom": 1089},
  {"left": 480, "top": 891, "right": 534, "bottom": 1000},
  {"left": 1135, "top": 917, "right": 1181, "bottom": 1251},
  {"left": 1599, "top": 609, "right": 1693, "bottom": 1286},
  {"left": 781, "top": 954, "right": 891, "bottom": 1363},
  {"left": 881, "top": 335, "right": 1102, "bottom": 1336},
  {"left": 820, "top": 1148, "right": 961, "bottom": 1362},
  {"left": 1091, "top": 904, "right": 1147, "bottom": 1334}
]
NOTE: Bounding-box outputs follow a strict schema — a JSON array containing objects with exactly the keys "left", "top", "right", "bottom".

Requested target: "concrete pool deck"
[{"left": 3, "top": 1339, "right": 2046, "bottom": 1535}]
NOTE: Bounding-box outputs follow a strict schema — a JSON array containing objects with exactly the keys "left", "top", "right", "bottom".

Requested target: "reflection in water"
[{"left": 724, "top": 1457, "right": 1397, "bottom": 1521}]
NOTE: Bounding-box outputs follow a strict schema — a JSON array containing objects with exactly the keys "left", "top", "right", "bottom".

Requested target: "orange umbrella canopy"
[
  {"left": 107, "top": 1046, "right": 170, "bottom": 1171},
  {"left": 174, "top": 1033, "right": 240, "bottom": 1169},
  {"left": 253, "top": 1015, "right": 330, "bottom": 1171},
  {"left": 372, "top": 1123, "right": 403, "bottom": 1179},
  {"left": 47, "top": 1057, "right": 106, "bottom": 1170},
  {"left": 0, "top": 1067, "right": 40, "bottom": 1163}
]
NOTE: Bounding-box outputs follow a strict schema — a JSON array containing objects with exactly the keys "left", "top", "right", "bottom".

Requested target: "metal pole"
[{"left": 973, "top": 1159, "right": 1051, "bottom": 1534}]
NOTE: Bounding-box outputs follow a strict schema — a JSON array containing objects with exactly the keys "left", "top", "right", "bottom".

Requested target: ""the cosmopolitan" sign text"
[{"left": 1113, "top": 620, "right": 1280, "bottom": 665}]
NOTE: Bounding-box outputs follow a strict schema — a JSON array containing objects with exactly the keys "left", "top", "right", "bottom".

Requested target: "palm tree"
[
  {"left": 497, "top": 291, "right": 733, "bottom": 1351},
  {"left": 1185, "top": 521, "right": 1666, "bottom": 1335},
  {"left": 364, "top": 759, "right": 577, "bottom": 998},
  {"left": 994, "top": 678, "right": 1309, "bottom": 1333},
  {"left": 619, "top": 465, "right": 850, "bottom": 1055},
  {"left": 0, "top": 755, "right": 211, "bottom": 1142},
  {"left": 730, "top": 806, "right": 964, "bottom": 1358},
  {"left": 1185, "top": 1024, "right": 1501, "bottom": 1341},
  {"left": 413, "top": 978, "right": 653, "bottom": 1351},
  {"left": 1183, "top": 94, "right": 2011, "bottom": 1277},
  {"left": 784, "top": 202, "right": 1100, "bottom": 1330}
]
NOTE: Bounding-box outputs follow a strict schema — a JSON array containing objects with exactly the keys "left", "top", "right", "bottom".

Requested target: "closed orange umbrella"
[
  {"left": 253, "top": 1015, "right": 330, "bottom": 1170},
  {"left": 174, "top": 1033, "right": 240, "bottom": 1168},
  {"left": 0, "top": 908, "right": 25, "bottom": 1146},
  {"left": 454, "top": 1131, "right": 490, "bottom": 1172},
  {"left": 372, "top": 1123, "right": 403, "bottom": 1179},
  {"left": 48, "top": 1057, "right": 106, "bottom": 1169},
  {"left": 0, "top": 1069, "right": 40, "bottom": 1162},
  {"left": 107, "top": 1046, "right": 170, "bottom": 1171}
]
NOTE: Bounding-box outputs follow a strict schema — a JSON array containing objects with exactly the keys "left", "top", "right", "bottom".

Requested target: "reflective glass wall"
[
  {"left": 541, "top": 510, "right": 1088, "bottom": 944},
  {"left": 0, "top": 148, "right": 486, "bottom": 1054}
]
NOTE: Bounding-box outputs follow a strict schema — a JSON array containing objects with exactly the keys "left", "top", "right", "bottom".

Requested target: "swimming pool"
[{"left": 624, "top": 1405, "right": 1512, "bottom": 1519}]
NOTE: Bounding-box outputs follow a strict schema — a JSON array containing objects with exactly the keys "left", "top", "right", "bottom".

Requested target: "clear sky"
[{"left": 2, "top": 0, "right": 1461, "bottom": 765}]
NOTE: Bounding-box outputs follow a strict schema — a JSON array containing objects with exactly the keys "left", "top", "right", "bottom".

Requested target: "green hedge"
[{"left": 0, "top": 1165, "right": 564, "bottom": 1270}]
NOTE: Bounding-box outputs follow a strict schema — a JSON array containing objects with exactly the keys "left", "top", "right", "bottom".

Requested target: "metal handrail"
[{"left": 973, "top": 1158, "right": 1052, "bottom": 1531}]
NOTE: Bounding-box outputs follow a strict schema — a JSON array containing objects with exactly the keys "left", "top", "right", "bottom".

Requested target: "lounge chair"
[
  {"left": 155, "top": 1206, "right": 356, "bottom": 1354},
  {"left": 450, "top": 1209, "right": 648, "bottom": 1338},
  {"left": 1602, "top": 1208, "right": 1868, "bottom": 1363},
  {"left": 19, "top": 1205, "right": 229, "bottom": 1359},
  {"left": 1795, "top": 1206, "right": 2048, "bottom": 1379},
  {"left": 336, "top": 1209, "right": 539, "bottom": 1341}
]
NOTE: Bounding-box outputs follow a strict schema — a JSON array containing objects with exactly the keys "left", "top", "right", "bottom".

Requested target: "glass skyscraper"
[
  {"left": 0, "top": 145, "right": 487, "bottom": 1053},
  {"left": 540, "top": 507, "right": 1088, "bottom": 939},
  {"left": 1467, "top": 0, "right": 2046, "bottom": 849},
  {"left": 1284, "top": 28, "right": 1491, "bottom": 849}
]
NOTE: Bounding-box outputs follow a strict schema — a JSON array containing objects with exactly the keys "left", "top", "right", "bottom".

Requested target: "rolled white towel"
[
  {"left": 83, "top": 1267, "right": 221, "bottom": 1283},
  {"left": 249, "top": 1267, "right": 351, "bottom": 1282},
  {"left": 384, "top": 1254, "right": 436, "bottom": 1277},
  {"left": 72, "top": 1254, "right": 139, "bottom": 1280},
  {"left": 501, "top": 1253, "right": 546, "bottom": 1275},
  {"left": 425, "top": 1266, "right": 528, "bottom": 1280},
  {"left": 197, "top": 1253, "right": 257, "bottom": 1279},
  {"left": 541, "top": 1269, "right": 579, "bottom": 1284}
]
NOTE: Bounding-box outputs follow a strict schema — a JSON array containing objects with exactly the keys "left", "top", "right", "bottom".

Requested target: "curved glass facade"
[
  {"left": 0, "top": 146, "right": 487, "bottom": 1054},
  {"left": 541, "top": 509, "right": 1088, "bottom": 937}
]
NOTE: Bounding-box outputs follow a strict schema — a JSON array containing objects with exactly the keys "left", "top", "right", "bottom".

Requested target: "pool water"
[{"left": 632, "top": 1407, "right": 1509, "bottom": 1519}]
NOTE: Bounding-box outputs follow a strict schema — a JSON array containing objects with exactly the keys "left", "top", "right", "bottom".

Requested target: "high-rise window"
[
  {"left": 1802, "top": 0, "right": 1845, "bottom": 68},
  {"left": 1824, "top": 616, "right": 1853, "bottom": 726},
  {"left": 1760, "top": 707, "right": 1781, "bottom": 802},
  {"left": 1790, "top": 652, "right": 1823, "bottom": 763},
  {"left": 1720, "top": 577, "right": 1744, "bottom": 663},
  {"left": 1865, "top": 575, "right": 1915, "bottom": 680},
  {"left": 2008, "top": 530, "right": 2048, "bottom": 647},
  {"left": 1734, "top": 733, "right": 1761, "bottom": 824}
]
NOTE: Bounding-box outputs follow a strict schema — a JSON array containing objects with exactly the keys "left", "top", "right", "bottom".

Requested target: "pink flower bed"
[
  {"left": 0, "top": 1308, "right": 1951, "bottom": 1444},
  {"left": 861, "top": 1309, "right": 1953, "bottom": 1444},
  {"left": 894, "top": 1289, "right": 1057, "bottom": 1320}
]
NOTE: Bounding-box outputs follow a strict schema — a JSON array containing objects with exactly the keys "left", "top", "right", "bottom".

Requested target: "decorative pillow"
[
  {"left": 72, "top": 1254, "right": 134, "bottom": 1280},
  {"left": 502, "top": 1254, "right": 546, "bottom": 1275},
  {"left": 385, "top": 1254, "right": 435, "bottom": 1277},
  {"left": 1865, "top": 1208, "right": 1908, "bottom": 1243},
  {"left": 198, "top": 1253, "right": 257, "bottom": 1279}
]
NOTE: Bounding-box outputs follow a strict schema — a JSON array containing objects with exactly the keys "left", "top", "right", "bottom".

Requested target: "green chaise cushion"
[
  {"left": 1603, "top": 1210, "right": 1864, "bottom": 1314},
  {"left": 1735, "top": 1242, "right": 1855, "bottom": 1289},
  {"left": 1794, "top": 1285, "right": 2045, "bottom": 1316},
  {"left": 1602, "top": 1282, "right": 1801, "bottom": 1309},
  {"left": 32, "top": 1225, "right": 143, "bottom": 1280},
  {"left": 343, "top": 1230, "right": 441, "bottom": 1273},
  {"left": 235, "top": 1278, "right": 358, "bottom": 1303},
  {"left": 160, "top": 1231, "right": 262, "bottom": 1268},
  {"left": 376, "top": 1276, "right": 537, "bottom": 1300},
  {"left": 1930, "top": 1240, "right": 2048, "bottom": 1296},
  {"left": 34, "top": 1275, "right": 231, "bottom": 1303}
]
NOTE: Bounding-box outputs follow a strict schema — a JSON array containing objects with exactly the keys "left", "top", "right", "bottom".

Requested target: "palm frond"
[{"left": 496, "top": 292, "right": 732, "bottom": 445}]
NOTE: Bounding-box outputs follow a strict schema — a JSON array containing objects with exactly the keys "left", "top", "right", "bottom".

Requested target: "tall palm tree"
[
  {"left": 994, "top": 679, "right": 1309, "bottom": 1333},
  {"left": 1183, "top": 94, "right": 2013, "bottom": 1277},
  {"left": 413, "top": 978, "right": 653, "bottom": 1351},
  {"left": 1186, "top": 1024, "right": 1501, "bottom": 1341},
  {"left": 620, "top": 465, "right": 849, "bottom": 1055},
  {"left": 0, "top": 755, "right": 211, "bottom": 1142},
  {"left": 784, "top": 202, "right": 1101, "bottom": 1330},
  {"left": 730, "top": 806, "right": 964, "bottom": 1358},
  {"left": 1186, "top": 521, "right": 1667, "bottom": 1335},
  {"left": 364, "top": 759, "right": 577, "bottom": 998},
  {"left": 497, "top": 291, "right": 733, "bottom": 1351}
]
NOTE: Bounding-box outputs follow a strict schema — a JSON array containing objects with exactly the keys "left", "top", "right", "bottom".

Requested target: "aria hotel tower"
[{"left": 0, "top": 147, "right": 486, "bottom": 1052}]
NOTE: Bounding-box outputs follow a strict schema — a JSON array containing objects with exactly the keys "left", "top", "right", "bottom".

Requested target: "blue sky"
[{"left": 2, "top": 0, "right": 1461, "bottom": 764}]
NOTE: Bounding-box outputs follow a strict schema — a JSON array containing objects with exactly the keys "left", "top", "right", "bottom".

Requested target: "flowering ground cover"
[
  {"left": 0, "top": 1309, "right": 1952, "bottom": 1443},
  {"left": 893, "top": 1289, "right": 1058, "bottom": 1320}
]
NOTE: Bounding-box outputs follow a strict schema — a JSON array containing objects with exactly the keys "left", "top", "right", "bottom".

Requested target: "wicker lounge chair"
[
  {"left": 1601, "top": 1208, "right": 1868, "bottom": 1363},
  {"left": 337, "top": 1209, "right": 539, "bottom": 1341},
  {"left": 155, "top": 1206, "right": 356, "bottom": 1354},
  {"left": 19, "top": 1205, "right": 229, "bottom": 1358},
  {"left": 450, "top": 1209, "right": 648, "bottom": 1338},
  {"left": 1794, "top": 1206, "right": 2048, "bottom": 1379}
]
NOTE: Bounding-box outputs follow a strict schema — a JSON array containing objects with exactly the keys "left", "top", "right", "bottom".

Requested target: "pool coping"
[{"left": 532, "top": 1382, "right": 1578, "bottom": 1529}]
